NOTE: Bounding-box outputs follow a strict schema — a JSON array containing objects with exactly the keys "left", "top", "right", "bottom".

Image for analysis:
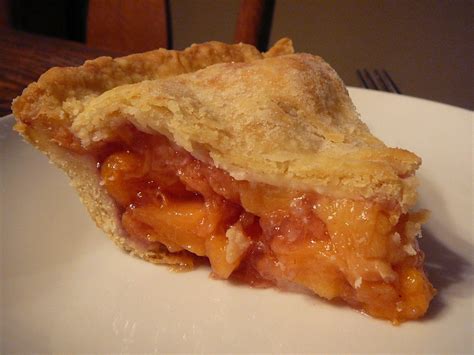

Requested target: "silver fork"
[{"left": 356, "top": 69, "right": 402, "bottom": 94}]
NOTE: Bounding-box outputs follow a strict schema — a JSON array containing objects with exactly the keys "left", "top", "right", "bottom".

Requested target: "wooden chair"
[{"left": 87, "top": 0, "right": 275, "bottom": 52}]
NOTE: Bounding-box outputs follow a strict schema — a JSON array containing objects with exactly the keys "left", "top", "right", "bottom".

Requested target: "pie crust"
[{"left": 12, "top": 38, "right": 435, "bottom": 323}]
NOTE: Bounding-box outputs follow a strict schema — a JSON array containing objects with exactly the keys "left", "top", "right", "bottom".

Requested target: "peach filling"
[{"left": 95, "top": 128, "right": 434, "bottom": 322}]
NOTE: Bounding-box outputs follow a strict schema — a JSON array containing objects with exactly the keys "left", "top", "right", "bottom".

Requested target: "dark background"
[
  {"left": 8, "top": 0, "right": 88, "bottom": 42},
  {"left": 2, "top": 0, "right": 472, "bottom": 109}
]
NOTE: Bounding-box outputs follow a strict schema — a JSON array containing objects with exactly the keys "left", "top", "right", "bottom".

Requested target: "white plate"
[{"left": 1, "top": 88, "right": 473, "bottom": 353}]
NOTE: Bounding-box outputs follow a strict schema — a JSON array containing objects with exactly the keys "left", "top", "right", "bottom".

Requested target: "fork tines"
[{"left": 357, "top": 69, "right": 402, "bottom": 94}]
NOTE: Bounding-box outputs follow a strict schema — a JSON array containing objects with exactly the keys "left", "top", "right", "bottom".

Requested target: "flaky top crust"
[
  {"left": 13, "top": 38, "right": 420, "bottom": 211},
  {"left": 72, "top": 54, "right": 420, "bottom": 210},
  {"left": 13, "top": 38, "right": 294, "bottom": 127}
]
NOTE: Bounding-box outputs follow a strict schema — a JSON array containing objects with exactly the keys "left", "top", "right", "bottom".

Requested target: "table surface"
[{"left": 0, "top": 28, "right": 121, "bottom": 116}]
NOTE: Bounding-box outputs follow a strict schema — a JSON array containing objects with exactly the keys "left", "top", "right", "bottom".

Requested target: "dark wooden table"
[{"left": 0, "top": 28, "right": 122, "bottom": 116}]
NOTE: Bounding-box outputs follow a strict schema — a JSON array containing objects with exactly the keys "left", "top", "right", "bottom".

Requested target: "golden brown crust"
[
  {"left": 12, "top": 39, "right": 292, "bottom": 129},
  {"left": 264, "top": 38, "right": 294, "bottom": 58}
]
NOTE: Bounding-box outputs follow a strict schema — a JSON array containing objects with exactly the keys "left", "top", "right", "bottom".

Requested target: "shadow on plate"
[
  {"left": 415, "top": 173, "right": 474, "bottom": 320},
  {"left": 421, "top": 228, "right": 473, "bottom": 320}
]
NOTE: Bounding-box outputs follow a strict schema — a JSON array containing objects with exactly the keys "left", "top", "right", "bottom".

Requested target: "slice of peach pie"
[{"left": 12, "top": 39, "right": 435, "bottom": 323}]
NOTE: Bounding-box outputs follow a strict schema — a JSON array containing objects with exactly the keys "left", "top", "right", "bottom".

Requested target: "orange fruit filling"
[
  {"left": 25, "top": 120, "right": 435, "bottom": 322},
  {"left": 93, "top": 127, "right": 435, "bottom": 323}
]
